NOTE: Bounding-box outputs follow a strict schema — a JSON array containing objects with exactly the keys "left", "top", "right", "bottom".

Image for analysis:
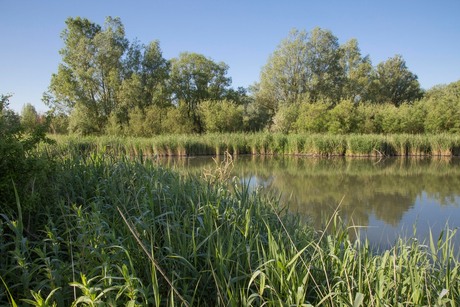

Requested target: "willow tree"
[
  {"left": 371, "top": 55, "right": 423, "bottom": 106},
  {"left": 169, "top": 52, "right": 232, "bottom": 132},
  {"left": 339, "top": 39, "right": 373, "bottom": 102},
  {"left": 47, "top": 17, "right": 128, "bottom": 134},
  {"left": 257, "top": 27, "right": 345, "bottom": 117},
  {"left": 114, "top": 40, "right": 170, "bottom": 133},
  {"left": 257, "top": 29, "right": 310, "bottom": 114}
]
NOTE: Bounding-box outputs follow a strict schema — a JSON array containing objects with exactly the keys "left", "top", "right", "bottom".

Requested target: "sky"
[{"left": 1, "top": 0, "right": 459, "bottom": 113}]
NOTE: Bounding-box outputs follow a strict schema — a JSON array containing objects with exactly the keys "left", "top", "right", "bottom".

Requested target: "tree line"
[{"left": 18, "top": 17, "right": 460, "bottom": 135}]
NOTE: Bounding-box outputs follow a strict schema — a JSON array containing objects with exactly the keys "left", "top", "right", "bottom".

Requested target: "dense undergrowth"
[
  {"left": 46, "top": 133, "right": 460, "bottom": 158},
  {"left": 1, "top": 152, "right": 459, "bottom": 306}
]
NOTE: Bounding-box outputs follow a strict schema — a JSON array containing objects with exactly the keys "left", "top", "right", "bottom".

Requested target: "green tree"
[
  {"left": 355, "top": 103, "right": 380, "bottom": 134},
  {"left": 20, "top": 103, "right": 39, "bottom": 133},
  {"left": 328, "top": 99, "right": 359, "bottom": 134},
  {"left": 257, "top": 27, "right": 345, "bottom": 114},
  {"left": 170, "top": 52, "right": 231, "bottom": 132},
  {"left": 371, "top": 55, "right": 423, "bottom": 106},
  {"left": 257, "top": 29, "right": 311, "bottom": 112},
  {"left": 271, "top": 103, "right": 299, "bottom": 133},
  {"left": 119, "top": 41, "right": 171, "bottom": 133},
  {"left": 307, "top": 27, "right": 344, "bottom": 102},
  {"left": 379, "top": 103, "right": 403, "bottom": 133},
  {"left": 199, "top": 100, "right": 243, "bottom": 133},
  {"left": 48, "top": 17, "right": 128, "bottom": 134},
  {"left": 295, "top": 100, "right": 330, "bottom": 133},
  {"left": 118, "top": 41, "right": 170, "bottom": 111},
  {"left": 399, "top": 101, "right": 426, "bottom": 133},
  {"left": 162, "top": 103, "right": 196, "bottom": 134},
  {"left": 424, "top": 81, "right": 460, "bottom": 133},
  {"left": 144, "top": 105, "right": 168, "bottom": 135},
  {"left": 48, "top": 112, "right": 69, "bottom": 134},
  {"left": 339, "top": 39, "right": 373, "bottom": 102}
]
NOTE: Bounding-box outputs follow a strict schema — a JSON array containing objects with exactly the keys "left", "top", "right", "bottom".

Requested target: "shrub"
[
  {"left": 199, "top": 99, "right": 244, "bottom": 133},
  {"left": 0, "top": 94, "right": 53, "bottom": 217},
  {"left": 295, "top": 101, "right": 330, "bottom": 133}
]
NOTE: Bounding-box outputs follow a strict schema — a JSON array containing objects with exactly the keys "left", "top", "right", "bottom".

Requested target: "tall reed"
[
  {"left": 46, "top": 133, "right": 460, "bottom": 157},
  {"left": 2, "top": 151, "right": 460, "bottom": 305}
]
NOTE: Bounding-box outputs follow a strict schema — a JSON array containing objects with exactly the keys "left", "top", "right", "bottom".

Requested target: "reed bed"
[
  {"left": 46, "top": 133, "right": 460, "bottom": 157},
  {"left": 1, "top": 153, "right": 459, "bottom": 306}
]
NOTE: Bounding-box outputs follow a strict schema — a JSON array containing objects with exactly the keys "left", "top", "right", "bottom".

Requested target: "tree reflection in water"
[{"left": 158, "top": 155, "right": 460, "bottom": 250}]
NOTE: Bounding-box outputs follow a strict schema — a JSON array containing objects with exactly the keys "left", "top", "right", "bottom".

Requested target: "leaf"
[{"left": 353, "top": 292, "right": 364, "bottom": 307}]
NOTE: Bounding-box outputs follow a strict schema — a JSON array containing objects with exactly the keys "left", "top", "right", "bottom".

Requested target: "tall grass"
[
  {"left": 46, "top": 133, "right": 460, "bottom": 157},
  {"left": 1, "top": 153, "right": 459, "bottom": 305}
]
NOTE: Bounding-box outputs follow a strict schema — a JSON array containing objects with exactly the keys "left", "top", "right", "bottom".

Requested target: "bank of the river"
[
  {"left": 1, "top": 152, "right": 459, "bottom": 305},
  {"left": 47, "top": 133, "right": 460, "bottom": 157}
]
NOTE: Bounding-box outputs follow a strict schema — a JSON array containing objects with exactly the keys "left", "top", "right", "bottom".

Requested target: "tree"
[
  {"left": 199, "top": 100, "right": 243, "bottom": 133},
  {"left": 339, "top": 39, "right": 373, "bottom": 102},
  {"left": 48, "top": 17, "right": 128, "bottom": 134},
  {"left": 295, "top": 100, "right": 330, "bottom": 133},
  {"left": 306, "top": 27, "right": 344, "bottom": 102},
  {"left": 169, "top": 52, "right": 232, "bottom": 132},
  {"left": 271, "top": 103, "right": 299, "bottom": 133},
  {"left": 118, "top": 40, "right": 170, "bottom": 112},
  {"left": 162, "top": 103, "right": 196, "bottom": 134},
  {"left": 117, "top": 41, "right": 171, "bottom": 133},
  {"left": 258, "top": 29, "right": 311, "bottom": 111},
  {"left": 20, "top": 103, "right": 39, "bottom": 133},
  {"left": 371, "top": 55, "right": 423, "bottom": 106},
  {"left": 424, "top": 81, "right": 460, "bottom": 133},
  {"left": 257, "top": 27, "right": 345, "bottom": 115},
  {"left": 328, "top": 99, "right": 359, "bottom": 134}
]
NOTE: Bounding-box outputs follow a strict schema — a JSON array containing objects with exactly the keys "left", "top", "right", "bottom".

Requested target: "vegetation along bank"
[{"left": 48, "top": 133, "right": 460, "bottom": 157}]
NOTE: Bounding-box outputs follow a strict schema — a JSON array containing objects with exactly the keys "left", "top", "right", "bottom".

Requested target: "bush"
[
  {"left": 0, "top": 94, "right": 53, "bottom": 217},
  {"left": 199, "top": 99, "right": 244, "bottom": 133},
  {"left": 328, "top": 99, "right": 359, "bottom": 133},
  {"left": 295, "top": 101, "right": 330, "bottom": 133},
  {"left": 270, "top": 103, "right": 299, "bottom": 133}
]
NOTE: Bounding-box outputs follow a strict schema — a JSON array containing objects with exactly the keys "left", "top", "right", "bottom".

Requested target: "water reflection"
[{"left": 157, "top": 155, "right": 460, "bottom": 250}]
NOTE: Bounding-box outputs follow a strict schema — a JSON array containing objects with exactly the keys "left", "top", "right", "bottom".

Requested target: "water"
[{"left": 157, "top": 155, "right": 460, "bottom": 251}]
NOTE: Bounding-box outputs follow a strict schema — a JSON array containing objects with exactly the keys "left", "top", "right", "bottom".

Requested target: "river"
[{"left": 157, "top": 155, "right": 460, "bottom": 252}]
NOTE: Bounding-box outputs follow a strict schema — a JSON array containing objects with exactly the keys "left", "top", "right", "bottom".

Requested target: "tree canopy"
[{"left": 44, "top": 17, "right": 459, "bottom": 136}]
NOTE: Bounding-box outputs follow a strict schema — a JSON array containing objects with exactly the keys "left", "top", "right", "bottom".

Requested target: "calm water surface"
[{"left": 158, "top": 156, "right": 460, "bottom": 251}]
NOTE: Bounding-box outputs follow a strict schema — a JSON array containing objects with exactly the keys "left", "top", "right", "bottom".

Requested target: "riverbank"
[
  {"left": 46, "top": 133, "right": 460, "bottom": 157},
  {"left": 1, "top": 153, "right": 459, "bottom": 305}
]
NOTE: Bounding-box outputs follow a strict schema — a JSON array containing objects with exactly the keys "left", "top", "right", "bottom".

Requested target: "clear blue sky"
[{"left": 1, "top": 0, "right": 459, "bottom": 113}]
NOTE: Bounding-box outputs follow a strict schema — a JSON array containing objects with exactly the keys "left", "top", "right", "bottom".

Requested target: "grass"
[
  {"left": 46, "top": 133, "right": 460, "bottom": 157},
  {"left": 1, "top": 152, "right": 459, "bottom": 305}
]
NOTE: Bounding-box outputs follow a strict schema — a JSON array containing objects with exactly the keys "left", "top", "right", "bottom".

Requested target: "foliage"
[
  {"left": 20, "top": 104, "right": 40, "bottom": 133},
  {"left": 257, "top": 28, "right": 344, "bottom": 113},
  {"left": 295, "top": 101, "right": 330, "bottom": 133},
  {"left": 0, "top": 94, "right": 53, "bottom": 217},
  {"left": 170, "top": 52, "right": 233, "bottom": 132},
  {"left": 339, "top": 38, "right": 373, "bottom": 101},
  {"left": 46, "top": 16, "right": 249, "bottom": 135},
  {"left": 1, "top": 151, "right": 459, "bottom": 306},
  {"left": 47, "top": 112, "right": 69, "bottom": 135},
  {"left": 44, "top": 17, "right": 459, "bottom": 136},
  {"left": 198, "top": 99, "right": 244, "bottom": 133},
  {"left": 371, "top": 55, "right": 424, "bottom": 105},
  {"left": 327, "top": 99, "right": 359, "bottom": 133},
  {"left": 48, "top": 17, "right": 128, "bottom": 133},
  {"left": 424, "top": 80, "right": 460, "bottom": 133},
  {"left": 271, "top": 102, "right": 299, "bottom": 133}
]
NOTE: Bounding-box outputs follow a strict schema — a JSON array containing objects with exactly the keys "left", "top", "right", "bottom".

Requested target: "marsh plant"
[
  {"left": 1, "top": 153, "right": 459, "bottom": 306},
  {"left": 47, "top": 133, "right": 460, "bottom": 158}
]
